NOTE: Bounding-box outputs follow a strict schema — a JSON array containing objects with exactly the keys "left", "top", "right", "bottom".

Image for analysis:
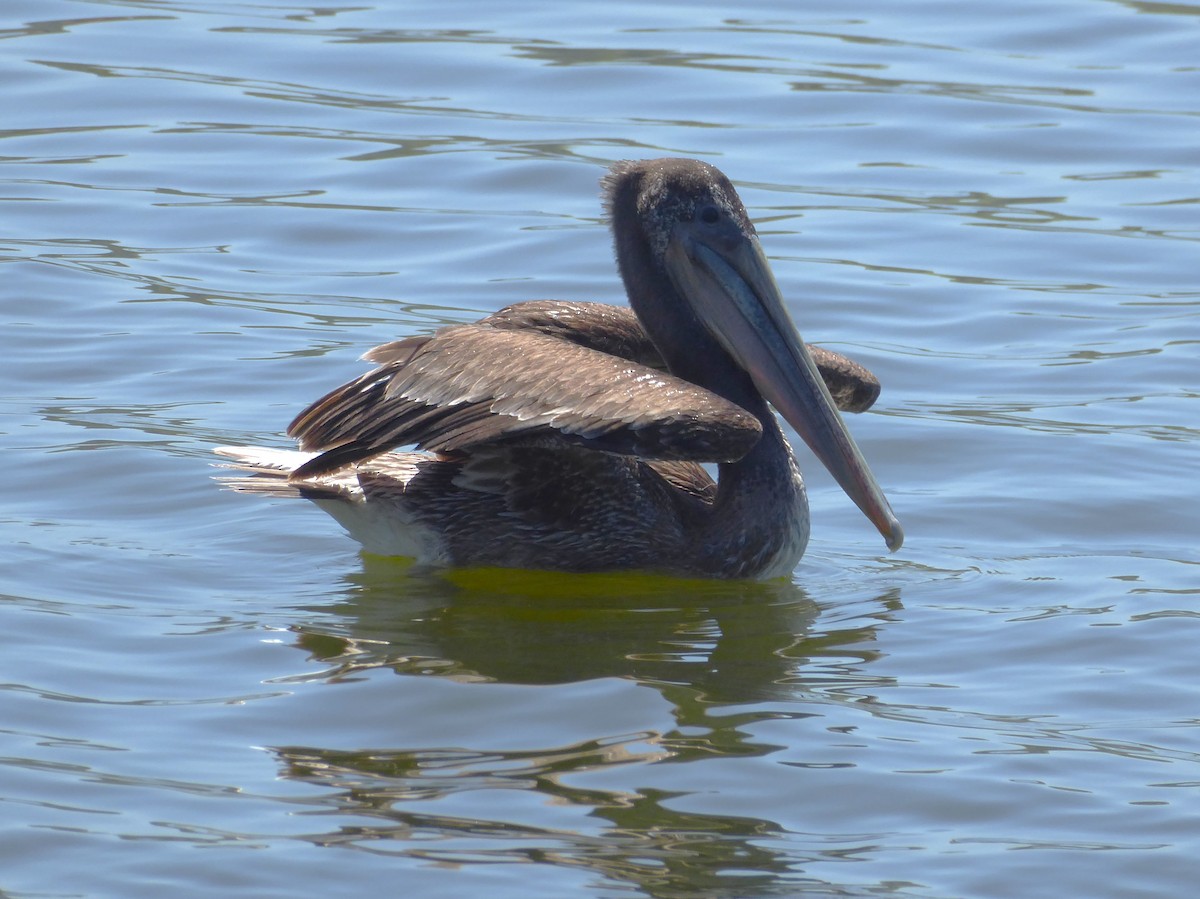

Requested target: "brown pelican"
[{"left": 216, "top": 158, "right": 902, "bottom": 578}]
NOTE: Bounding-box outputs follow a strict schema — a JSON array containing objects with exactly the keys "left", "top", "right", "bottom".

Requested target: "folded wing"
[{"left": 288, "top": 301, "right": 879, "bottom": 481}]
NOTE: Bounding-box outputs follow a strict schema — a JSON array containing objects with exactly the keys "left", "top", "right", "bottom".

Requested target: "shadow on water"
[{"left": 268, "top": 558, "right": 903, "bottom": 898}]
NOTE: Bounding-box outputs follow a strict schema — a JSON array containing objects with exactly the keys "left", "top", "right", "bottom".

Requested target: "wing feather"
[
  {"left": 287, "top": 300, "right": 882, "bottom": 480},
  {"left": 288, "top": 320, "right": 762, "bottom": 479},
  {"left": 480, "top": 301, "right": 880, "bottom": 412}
]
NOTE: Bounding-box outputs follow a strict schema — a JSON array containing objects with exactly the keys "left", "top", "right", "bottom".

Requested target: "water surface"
[{"left": 2, "top": 1, "right": 1198, "bottom": 896}]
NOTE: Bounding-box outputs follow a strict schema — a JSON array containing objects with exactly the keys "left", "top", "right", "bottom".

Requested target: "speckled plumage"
[{"left": 216, "top": 158, "right": 899, "bottom": 578}]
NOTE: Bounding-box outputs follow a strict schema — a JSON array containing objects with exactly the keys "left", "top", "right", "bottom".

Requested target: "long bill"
[{"left": 665, "top": 227, "right": 904, "bottom": 552}]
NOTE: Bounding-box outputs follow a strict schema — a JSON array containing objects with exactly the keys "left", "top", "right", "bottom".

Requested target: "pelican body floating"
[{"left": 217, "top": 158, "right": 902, "bottom": 578}]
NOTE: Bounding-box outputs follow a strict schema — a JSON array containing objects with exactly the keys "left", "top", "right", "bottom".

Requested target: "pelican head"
[{"left": 604, "top": 158, "right": 903, "bottom": 552}]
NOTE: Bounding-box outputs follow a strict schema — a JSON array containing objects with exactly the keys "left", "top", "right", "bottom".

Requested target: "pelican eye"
[{"left": 698, "top": 205, "right": 721, "bottom": 224}]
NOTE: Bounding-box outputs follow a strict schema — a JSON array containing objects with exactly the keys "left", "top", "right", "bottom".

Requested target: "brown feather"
[
  {"left": 287, "top": 301, "right": 880, "bottom": 480},
  {"left": 288, "top": 319, "right": 765, "bottom": 480}
]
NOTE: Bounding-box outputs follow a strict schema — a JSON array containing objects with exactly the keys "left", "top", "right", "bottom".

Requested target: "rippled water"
[{"left": 3, "top": 1, "right": 1198, "bottom": 896}]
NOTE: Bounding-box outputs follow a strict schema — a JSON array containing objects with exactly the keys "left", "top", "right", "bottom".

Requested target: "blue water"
[{"left": 2, "top": 1, "right": 1198, "bottom": 896}]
